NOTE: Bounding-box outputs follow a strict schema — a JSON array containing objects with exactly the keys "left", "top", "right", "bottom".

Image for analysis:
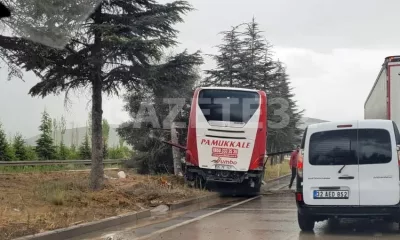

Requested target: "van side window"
[
  {"left": 309, "top": 129, "right": 357, "bottom": 165},
  {"left": 358, "top": 129, "right": 392, "bottom": 165}
]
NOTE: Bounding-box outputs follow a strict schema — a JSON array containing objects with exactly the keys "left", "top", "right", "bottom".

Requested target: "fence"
[{"left": 0, "top": 159, "right": 127, "bottom": 167}]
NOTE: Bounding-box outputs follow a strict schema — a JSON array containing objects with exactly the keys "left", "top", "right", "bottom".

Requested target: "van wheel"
[{"left": 298, "top": 212, "right": 315, "bottom": 232}]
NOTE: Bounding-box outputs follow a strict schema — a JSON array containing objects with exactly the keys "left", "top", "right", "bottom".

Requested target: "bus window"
[{"left": 198, "top": 89, "right": 260, "bottom": 123}]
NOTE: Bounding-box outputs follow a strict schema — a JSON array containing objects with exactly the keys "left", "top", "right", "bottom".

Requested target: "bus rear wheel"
[{"left": 194, "top": 175, "right": 206, "bottom": 190}]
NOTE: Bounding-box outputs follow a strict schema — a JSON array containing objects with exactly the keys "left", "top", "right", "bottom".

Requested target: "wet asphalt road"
[{"left": 80, "top": 190, "right": 400, "bottom": 240}]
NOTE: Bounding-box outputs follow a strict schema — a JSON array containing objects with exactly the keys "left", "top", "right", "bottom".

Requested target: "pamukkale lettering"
[{"left": 200, "top": 139, "right": 251, "bottom": 148}]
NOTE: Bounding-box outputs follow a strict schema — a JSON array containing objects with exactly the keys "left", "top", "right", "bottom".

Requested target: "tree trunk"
[
  {"left": 171, "top": 122, "right": 182, "bottom": 176},
  {"left": 89, "top": 5, "right": 104, "bottom": 191},
  {"left": 90, "top": 79, "right": 104, "bottom": 190}
]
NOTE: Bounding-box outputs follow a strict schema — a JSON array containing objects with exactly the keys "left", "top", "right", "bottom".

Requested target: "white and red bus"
[{"left": 184, "top": 87, "right": 267, "bottom": 194}]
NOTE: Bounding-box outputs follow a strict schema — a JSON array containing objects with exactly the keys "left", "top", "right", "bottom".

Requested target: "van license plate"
[{"left": 313, "top": 190, "right": 349, "bottom": 199}]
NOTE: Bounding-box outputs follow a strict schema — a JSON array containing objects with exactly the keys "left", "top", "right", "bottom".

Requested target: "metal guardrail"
[{"left": 0, "top": 159, "right": 127, "bottom": 167}]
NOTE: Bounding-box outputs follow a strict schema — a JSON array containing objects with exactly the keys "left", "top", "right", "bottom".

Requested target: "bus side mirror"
[{"left": 397, "top": 145, "right": 400, "bottom": 152}]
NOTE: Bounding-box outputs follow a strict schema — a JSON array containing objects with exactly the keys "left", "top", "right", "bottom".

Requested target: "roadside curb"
[
  {"left": 14, "top": 210, "right": 151, "bottom": 240},
  {"left": 13, "top": 193, "right": 219, "bottom": 240}
]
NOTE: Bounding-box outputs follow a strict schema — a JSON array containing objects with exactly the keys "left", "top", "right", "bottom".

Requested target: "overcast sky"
[{"left": 1, "top": 0, "right": 400, "bottom": 138}]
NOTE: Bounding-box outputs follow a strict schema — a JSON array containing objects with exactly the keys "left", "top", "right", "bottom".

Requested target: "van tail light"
[
  {"left": 296, "top": 192, "right": 303, "bottom": 202},
  {"left": 297, "top": 149, "right": 304, "bottom": 178}
]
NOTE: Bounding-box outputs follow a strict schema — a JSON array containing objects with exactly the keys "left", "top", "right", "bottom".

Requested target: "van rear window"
[
  {"left": 358, "top": 129, "right": 392, "bottom": 165},
  {"left": 309, "top": 129, "right": 358, "bottom": 165},
  {"left": 309, "top": 129, "right": 392, "bottom": 165}
]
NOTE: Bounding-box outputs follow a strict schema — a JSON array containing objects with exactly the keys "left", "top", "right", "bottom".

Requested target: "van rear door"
[
  {"left": 358, "top": 121, "right": 400, "bottom": 206},
  {"left": 303, "top": 122, "right": 360, "bottom": 206}
]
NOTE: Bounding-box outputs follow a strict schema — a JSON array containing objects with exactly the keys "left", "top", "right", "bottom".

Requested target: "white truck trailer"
[{"left": 365, "top": 56, "right": 400, "bottom": 127}]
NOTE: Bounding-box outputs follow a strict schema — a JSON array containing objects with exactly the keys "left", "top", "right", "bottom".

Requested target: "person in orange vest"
[{"left": 289, "top": 145, "right": 300, "bottom": 189}]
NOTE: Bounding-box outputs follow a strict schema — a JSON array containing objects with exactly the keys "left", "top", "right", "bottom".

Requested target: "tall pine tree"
[
  {"left": 13, "top": 133, "right": 28, "bottom": 160},
  {"left": 36, "top": 110, "right": 56, "bottom": 160},
  {"left": 241, "top": 18, "right": 269, "bottom": 89},
  {"left": 267, "top": 61, "right": 304, "bottom": 151},
  {"left": 204, "top": 25, "right": 244, "bottom": 87},
  {"left": 203, "top": 18, "right": 303, "bottom": 152},
  {"left": 79, "top": 132, "right": 92, "bottom": 160}
]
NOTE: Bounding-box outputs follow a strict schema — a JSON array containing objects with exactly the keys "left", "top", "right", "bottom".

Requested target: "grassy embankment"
[
  {"left": 0, "top": 169, "right": 210, "bottom": 240},
  {"left": 0, "top": 158, "right": 291, "bottom": 239}
]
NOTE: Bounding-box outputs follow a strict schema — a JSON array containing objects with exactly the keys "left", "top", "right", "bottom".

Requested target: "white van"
[{"left": 295, "top": 119, "right": 400, "bottom": 231}]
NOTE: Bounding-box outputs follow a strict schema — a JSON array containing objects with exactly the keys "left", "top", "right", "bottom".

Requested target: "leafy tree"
[
  {"left": 68, "top": 144, "right": 80, "bottom": 160},
  {"left": 79, "top": 133, "right": 91, "bottom": 160},
  {"left": 108, "top": 145, "right": 131, "bottom": 159},
  {"left": 119, "top": 138, "right": 125, "bottom": 149},
  {"left": 26, "top": 146, "right": 39, "bottom": 160},
  {"left": 0, "top": 0, "right": 195, "bottom": 190},
  {"left": 57, "top": 115, "right": 68, "bottom": 159},
  {"left": 36, "top": 110, "right": 57, "bottom": 160},
  {"left": 13, "top": 133, "right": 28, "bottom": 160},
  {"left": 4, "top": 145, "right": 15, "bottom": 161},
  {"left": 59, "top": 116, "right": 67, "bottom": 145},
  {"left": 59, "top": 142, "right": 69, "bottom": 160}
]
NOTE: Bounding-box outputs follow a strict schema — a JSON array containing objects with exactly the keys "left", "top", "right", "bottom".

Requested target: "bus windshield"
[{"left": 198, "top": 89, "right": 260, "bottom": 123}]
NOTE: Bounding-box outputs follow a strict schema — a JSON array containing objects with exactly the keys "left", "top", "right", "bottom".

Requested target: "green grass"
[
  {"left": 264, "top": 159, "right": 291, "bottom": 181},
  {"left": 0, "top": 164, "right": 122, "bottom": 173}
]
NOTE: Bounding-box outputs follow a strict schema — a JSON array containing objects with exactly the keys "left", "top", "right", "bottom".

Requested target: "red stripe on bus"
[
  {"left": 249, "top": 90, "right": 267, "bottom": 170},
  {"left": 186, "top": 88, "right": 200, "bottom": 166}
]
